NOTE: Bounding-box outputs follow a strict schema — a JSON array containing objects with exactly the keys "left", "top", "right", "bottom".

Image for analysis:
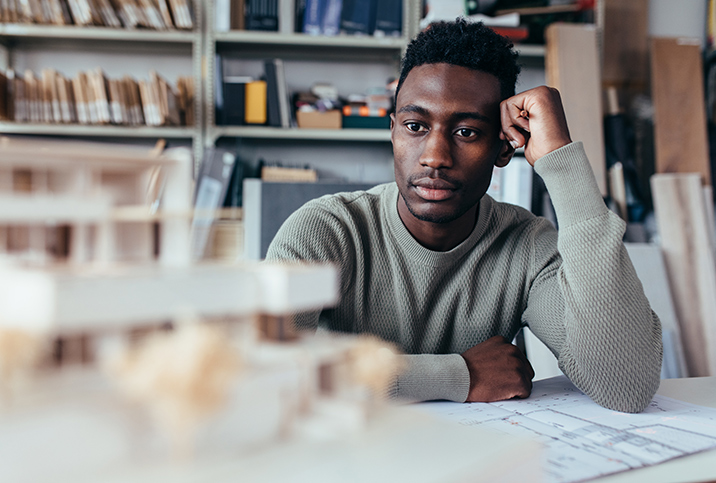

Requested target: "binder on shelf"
[
  {"left": 72, "top": 73, "right": 89, "bottom": 124},
  {"left": 0, "top": 71, "right": 8, "bottom": 121},
  {"left": 302, "top": 0, "right": 324, "bottom": 35},
  {"left": 321, "top": 0, "right": 341, "bottom": 36},
  {"left": 245, "top": 80, "right": 267, "bottom": 124},
  {"left": 278, "top": 0, "right": 295, "bottom": 34},
  {"left": 373, "top": 0, "right": 401, "bottom": 37},
  {"left": 340, "top": 0, "right": 376, "bottom": 35},
  {"left": 191, "top": 147, "right": 237, "bottom": 259},
  {"left": 263, "top": 58, "right": 290, "bottom": 128},
  {"left": 223, "top": 75, "right": 252, "bottom": 125},
  {"left": 294, "top": 0, "right": 306, "bottom": 32},
  {"left": 215, "top": 0, "right": 231, "bottom": 31},
  {"left": 156, "top": 0, "right": 175, "bottom": 28},
  {"left": 230, "top": 0, "right": 245, "bottom": 30},
  {"left": 245, "top": 0, "right": 278, "bottom": 31}
]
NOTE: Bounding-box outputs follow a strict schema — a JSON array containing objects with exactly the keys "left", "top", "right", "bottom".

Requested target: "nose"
[{"left": 419, "top": 131, "right": 452, "bottom": 169}]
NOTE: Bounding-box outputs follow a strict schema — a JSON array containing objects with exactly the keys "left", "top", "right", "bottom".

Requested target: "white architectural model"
[{"left": 0, "top": 136, "right": 542, "bottom": 483}]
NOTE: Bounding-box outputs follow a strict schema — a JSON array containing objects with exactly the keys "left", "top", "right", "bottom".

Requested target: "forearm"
[
  {"left": 532, "top": 143, "right": 662, "bottom": 412},
  {"left": 389, "top": 354, "right": 470, "bottom": 403}
]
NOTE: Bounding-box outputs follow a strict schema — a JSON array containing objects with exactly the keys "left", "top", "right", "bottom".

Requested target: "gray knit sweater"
[{"left": 266, "top": 142, "right": 663, "bottom": 413}]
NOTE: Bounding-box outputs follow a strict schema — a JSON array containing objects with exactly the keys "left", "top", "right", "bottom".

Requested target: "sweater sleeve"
[
  {"left": 525, "top": 142, "right": 663, "bottom": 413},
  {"left": 265, "top": 199, "right": 357, "bottom": 331}
]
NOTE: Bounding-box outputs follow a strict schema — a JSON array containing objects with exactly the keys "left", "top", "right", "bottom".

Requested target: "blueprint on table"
[{"left": 420, "top": 376, "right": 716, "bottom": 483}]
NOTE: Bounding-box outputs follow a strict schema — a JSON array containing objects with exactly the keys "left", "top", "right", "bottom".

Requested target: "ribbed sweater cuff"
[
  {"left": 391, "top": 354, "right": 470, "bottom": 403},
  {"left": 533, "top": 141, "right": 608, "bottom": 228}
]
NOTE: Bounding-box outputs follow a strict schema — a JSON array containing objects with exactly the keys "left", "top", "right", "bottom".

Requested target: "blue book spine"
[
  {"left": 321, "top": 0, "right": 342, "bottom": 36},
  {"left": 302, "top": 0, "right": 325, "bottom": 35},
  {"left": 374, "top": 0, "right": 401, "bottom": 37},
  {"left": 339, "top": 0, "right": 375, "bottom": 35}
]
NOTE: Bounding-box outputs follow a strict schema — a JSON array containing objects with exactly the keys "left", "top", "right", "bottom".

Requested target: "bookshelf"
[
  {"left": 0, "top": 1, "right": 548, "bottom": 179},
  {"left": 203, "top": 0, "right": 422, "bottom": 182},
  {"left": 0, "top": 1, "right": 204, "bottom": 169}
]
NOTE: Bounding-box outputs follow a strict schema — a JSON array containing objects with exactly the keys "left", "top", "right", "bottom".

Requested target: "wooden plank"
[
  {"left": 651, "top": 174, "right": 716, "bottom": 376},
  {"left": 545, "top": 23, "right": 607, "bottom": 196},
  {"left": 601, "top": 0, "right": 649, "bottom": 90},
  {"left": 651, "top": 37, "right": 712, "bottom": 185}
]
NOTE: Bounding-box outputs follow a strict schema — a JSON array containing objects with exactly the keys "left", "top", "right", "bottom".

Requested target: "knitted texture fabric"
[{"left": 266, "top": 142, "right": 663, "bottom": 413}]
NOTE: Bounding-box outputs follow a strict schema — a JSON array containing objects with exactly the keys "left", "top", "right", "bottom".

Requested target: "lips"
[{"left": 412, "top": 178, "right": 457, "bottom": 201}]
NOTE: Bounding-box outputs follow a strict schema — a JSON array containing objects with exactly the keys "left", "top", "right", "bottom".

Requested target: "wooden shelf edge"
[
  {"left": 0, "top": 24, "right": 196, "bottom": 43},
  {"left": 0, "top": 123, "right": 196, "bottom": 138}
]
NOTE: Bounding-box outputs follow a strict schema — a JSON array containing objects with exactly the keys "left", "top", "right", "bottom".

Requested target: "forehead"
[{"left": 396, "top": 63, "right": 502, "bottom": 113}]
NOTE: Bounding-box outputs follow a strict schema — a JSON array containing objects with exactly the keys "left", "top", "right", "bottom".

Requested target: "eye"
[
  {"left": 455, "top": 128, "right": 477, "bottom": 138},
  {"left": 405, "top": 122, "right": 425, "bottom": 133}
]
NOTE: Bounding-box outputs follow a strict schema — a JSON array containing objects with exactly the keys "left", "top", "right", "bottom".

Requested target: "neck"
[{"left": 397, "top": 196, "right": 479, "bottom": 251}]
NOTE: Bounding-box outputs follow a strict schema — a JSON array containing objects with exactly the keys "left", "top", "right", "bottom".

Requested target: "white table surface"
[{"left": 596, "top": 376, "right": 716, "bottom": 483}]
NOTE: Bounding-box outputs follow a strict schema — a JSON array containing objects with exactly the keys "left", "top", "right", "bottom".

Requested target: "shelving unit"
[
  {"left": 0, "top": 2, "right": 204, "bottom": 169},
  {"left": 0, "top": 1, "right": 548, "bottom": 178},
  {"left": 204, "top": 0, "right": 422, "bottom": 171}
]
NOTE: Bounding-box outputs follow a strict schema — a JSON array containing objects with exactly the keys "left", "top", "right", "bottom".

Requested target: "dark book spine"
[
  {"left": 339, "top": 0, "right": 375, "bottom": 35},
  {"left": 246, "top": 0, "right": 278, "bottom": 30},
  {"left": 294, "top": 0, "right": 306, "bottom": 33},
  {"left": 263, "top": 59, "right": 282, "bottom": 127},
  {"left": 374, "top": 0, "right": 401, "bottom": 37}
]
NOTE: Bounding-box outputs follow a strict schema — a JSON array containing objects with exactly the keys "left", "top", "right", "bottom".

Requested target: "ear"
[
  {"left": 495, "top": 139, "right": 515, "bottom": 168},
  {"left": 390, "top": 113, "right": 395, "bottom": 130}
]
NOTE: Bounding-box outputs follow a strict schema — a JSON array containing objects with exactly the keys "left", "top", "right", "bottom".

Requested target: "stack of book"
[
  {"left": 0, "top": 68, "right": 194, "bottom": 127},
  {"left": 215, "top": 0, "right": 402, "bottom": 38},
  {"left": 0, "top": 0, "right": 194, "bottom": 29}
]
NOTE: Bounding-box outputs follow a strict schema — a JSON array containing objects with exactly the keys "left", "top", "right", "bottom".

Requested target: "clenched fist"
[{"left": 461, "top": 335, "right": 535, "bottom": 402}]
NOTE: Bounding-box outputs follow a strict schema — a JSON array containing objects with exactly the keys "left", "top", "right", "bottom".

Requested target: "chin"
[{"left": 404, "top": 200, "right": 466, "bottom": 224}]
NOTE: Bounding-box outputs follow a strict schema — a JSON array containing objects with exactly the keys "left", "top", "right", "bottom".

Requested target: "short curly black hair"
[{"left": 396, "top": 18, "right": 521, "bottom": 103}]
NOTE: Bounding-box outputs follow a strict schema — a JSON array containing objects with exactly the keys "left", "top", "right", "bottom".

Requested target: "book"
[
  {"left": 263, "top": 59, "right": 281, "bottom": 127},
  {"left": 302, "top": 0, "right": 323, "bottom": 35},
  {"left": 278, "top": 0, "right": 294, "bottom": 33},
  {"left": 230, "top": 0, "right": 244, "bottom": 29},
  {"left": 340, "top": 0, "right": 376, "bottom": 35},
  {"left": 373, "top": 0, "right": 401, "bottom": 37},
  {"left": 215, "top": 0, "right": 230, "bottom": 31},
  {"left": 191, "top": 147, "right": 237, "bottom": 259},
  {"left": 245, "top": 0, "right": 278, "bottom": 31},
  {"left": 245, "top": 80, "right": 267, "bottom": 124},
  {"left": 320, "top": 0, "right": 340, "bottom": 36},
  {"left": 0, "top": 71, "right": 8, "bottom": 121},
  {"left": 72, "top": 73, "right": 89, "bottom": 124},
  {"left": 263, "top": 58, "right": 290, "bottom": 128},
  {"left": 223, "top": 75, "right": 252, "bottom": 125},
  {"left": 294, "top": 0, "right": 305, "bottom": 32}
]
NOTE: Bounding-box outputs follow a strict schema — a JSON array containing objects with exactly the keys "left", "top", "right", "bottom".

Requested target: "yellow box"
[{"left": 245, "top": 80, "right": 267, "bottom": 124}]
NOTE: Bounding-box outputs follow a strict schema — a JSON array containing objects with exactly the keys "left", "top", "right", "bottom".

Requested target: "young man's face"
[{"left": 391, "top": 63, "right": 509, "bottom": 224}]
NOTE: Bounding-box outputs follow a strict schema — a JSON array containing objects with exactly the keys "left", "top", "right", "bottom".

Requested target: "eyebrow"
[{"left": 397, "top": 104, "right": 491, "bottom": 123}]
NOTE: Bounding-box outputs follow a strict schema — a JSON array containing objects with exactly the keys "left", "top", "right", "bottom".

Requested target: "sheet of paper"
[{"left": 419, "top": 375, "right": 716, "bottom": 483}]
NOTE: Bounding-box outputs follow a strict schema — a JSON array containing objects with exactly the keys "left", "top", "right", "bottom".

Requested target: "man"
[{"left": 267, "top": 20, "right": 662, "bottom": 412}]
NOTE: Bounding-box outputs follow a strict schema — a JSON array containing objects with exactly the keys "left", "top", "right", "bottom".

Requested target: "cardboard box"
[{"left": 296, "top": 110, "right": 342, "bottom": 129}]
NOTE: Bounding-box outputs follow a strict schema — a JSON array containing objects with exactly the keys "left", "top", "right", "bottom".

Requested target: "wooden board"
[
  {"left": 651, "top": 37, "right": 712, "bottom": 185},
  {"left": 601, "top": 0, "right": 649, "bottom": 92},
  {"left": 545, "top": 23, "right": 607, "bottom": 196},
  {"left": 651, "top": 174, "right": 716, "bottom": 377}
]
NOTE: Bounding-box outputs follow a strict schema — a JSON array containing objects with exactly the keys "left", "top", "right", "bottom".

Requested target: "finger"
[
  {"left": 501, "top": 99, "right": 531, "bottom": 133},
  {"left": 501, "top": 126, "right": 528, "bottom": 149}
]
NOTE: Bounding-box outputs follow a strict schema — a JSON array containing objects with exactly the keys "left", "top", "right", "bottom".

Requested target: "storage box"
[{"left": 296, "top": 110, "right": 342, "bottom": 129}]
